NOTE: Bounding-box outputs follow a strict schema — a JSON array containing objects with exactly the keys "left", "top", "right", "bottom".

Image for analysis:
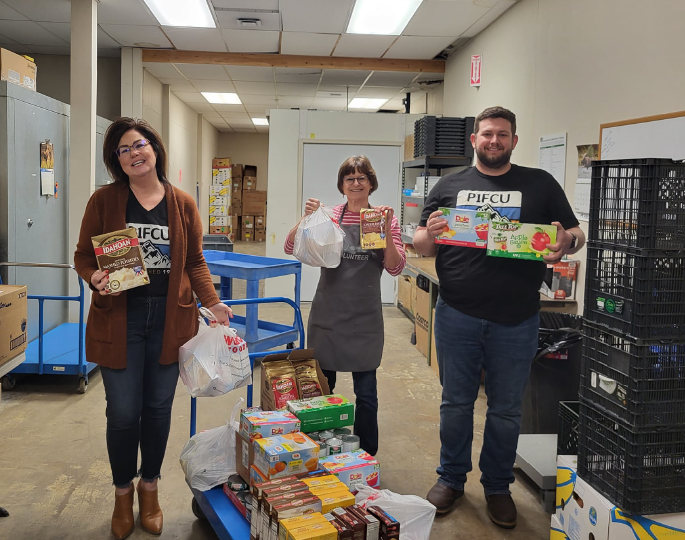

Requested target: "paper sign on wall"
[
  {"left": 471, "top": 55, "right": 482, "bottom": 87},
  {"left": 40, "top": 141, "right": 55, "bottom": 196}
]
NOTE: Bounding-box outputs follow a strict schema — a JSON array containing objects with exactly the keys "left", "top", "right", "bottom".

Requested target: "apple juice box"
[
  {"left": 435, "top": 208, "right": 490, "bottom": 248},
  {"left": 287, "top": 395, "right": 355, "bottom": 433},
  {"left": 487, "top": 221, "right": 557, "bottom": 261}
]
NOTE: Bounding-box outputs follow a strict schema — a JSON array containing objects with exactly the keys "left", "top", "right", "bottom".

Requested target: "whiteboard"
[
  {"left": 301, "top": 143, "right": 402, "bottom": 303},
  {"left": 600, "top": 112, "right": 685, "bottom": 160}
]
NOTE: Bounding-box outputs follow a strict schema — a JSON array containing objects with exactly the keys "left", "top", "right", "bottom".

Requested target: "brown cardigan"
[{"left": 74, "top": 182, "right": 220, "bottom": 369}]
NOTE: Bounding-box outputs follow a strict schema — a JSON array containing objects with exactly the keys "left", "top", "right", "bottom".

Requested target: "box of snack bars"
[{"left": 91, "top": 227, "right": 149, "bottom": 293}]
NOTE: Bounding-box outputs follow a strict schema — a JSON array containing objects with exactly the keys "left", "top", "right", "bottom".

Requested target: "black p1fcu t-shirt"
[
  {"left": 419, "top": 164, "right": 579, "bottom": 324},
  {"left": 126, "top": 190, "right": 171, "bottom": 297}
]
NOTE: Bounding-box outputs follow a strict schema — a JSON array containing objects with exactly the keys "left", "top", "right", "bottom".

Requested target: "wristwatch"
[{"left": 569, "top": 231, "right": 578, "bottom": 250}]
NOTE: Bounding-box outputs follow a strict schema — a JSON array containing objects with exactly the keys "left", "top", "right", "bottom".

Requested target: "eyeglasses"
[
  {"left": 343, "top": 175, "right": 369, "bottom": 185},
  {"left": 115, "top": 139, "right": 150, "bottom": 158}
]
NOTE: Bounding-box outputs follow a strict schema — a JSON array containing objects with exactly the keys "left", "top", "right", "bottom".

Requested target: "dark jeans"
[
  {"left": 321, "top": 369, "right": 379, "bottom": 456},
  {"left": 100, "top": 296, "right": 179, "bottom": 488},
  {"left": 434, "top": 297, "right": 539, "bottom": 496}
]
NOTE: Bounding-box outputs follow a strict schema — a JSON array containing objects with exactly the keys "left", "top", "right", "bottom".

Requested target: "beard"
[{"left": 476, "top": 145, "right": 512, "bottom": 169}]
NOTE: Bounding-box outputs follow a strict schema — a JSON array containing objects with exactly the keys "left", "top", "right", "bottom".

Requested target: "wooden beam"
[{"left": 141, "top": 49, "right": 445, "bottom": 73}]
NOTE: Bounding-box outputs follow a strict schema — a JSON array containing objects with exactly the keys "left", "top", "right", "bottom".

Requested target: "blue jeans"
[
  {"left": 100, "top": 297, "right": 179, "bottom": 488},
  {"left": 434, "top": 297, "right": 539, "bottom": 495},
  {"left": 321, "top": 369, "right": 379, "bottom": 456}
]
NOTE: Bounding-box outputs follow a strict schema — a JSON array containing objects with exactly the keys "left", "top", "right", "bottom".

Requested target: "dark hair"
[
  {"left": 337, "top": 156, "right": 379, "bottom": 195},
  {"left": 103, "top": 117, "right": 168, "bottom": 184},
  {"left": 474, "top": 106, "right": 517, "bottom": 136}
]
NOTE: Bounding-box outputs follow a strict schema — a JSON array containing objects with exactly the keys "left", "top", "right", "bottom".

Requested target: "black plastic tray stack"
[
  {"left": 578, "top": 158, "right": 685, "bottom": 515},
  {"left": 413, "top": 116, "right": 475, "bottom": 159}
]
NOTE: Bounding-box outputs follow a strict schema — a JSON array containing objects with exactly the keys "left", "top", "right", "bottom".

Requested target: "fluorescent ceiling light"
[
  {"left": 348, "top": 98, "right": 388, "bottom": 110},
  {"left": 202, "top": 92, "right": 242, "bottom": 105},
  {"left": 252, "top": 118, "right": 269, "bottom": 126},
  {"left": 143, "top": 0, "right": 215, "bottom": 28},
  {"left": 347, "top": 0, "right": 423, "bottom": 36}
]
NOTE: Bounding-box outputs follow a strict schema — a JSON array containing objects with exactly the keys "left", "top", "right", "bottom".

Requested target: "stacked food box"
[
  {"left": 237, "top": 164, "right": 267, "bottom": 242},
  {"left": 209, "top": 157, "right": 233, "bottom": 239}
]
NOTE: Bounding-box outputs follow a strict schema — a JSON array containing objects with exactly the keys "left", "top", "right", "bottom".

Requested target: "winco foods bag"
[
  {"left": 91, "top": 227, "right": 150, "bottom": 293},
  {"left": 179, "top": 307, "right": 252, "bottom": 398},
  {"left": 293, "top": 206, "right": 345, "bottom": 268}
]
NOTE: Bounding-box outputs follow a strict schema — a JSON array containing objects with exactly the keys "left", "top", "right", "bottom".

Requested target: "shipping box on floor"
[
  {"left": 397, "top": 275, "right": 412, "bottom": 312},
  {"left": 260, "top": 349, "right": 331, "bottom": 411},
  {"left": 209, "top": 226, "right": 229, "bottom": 234},
  {"left": 241, "top": 229, "right": 253, "bottom": 242},
  {"left": 0, "top": 49, "right": 36, "bottom": 91},
  {"left": 550, "top": 514, "right": 568, "bottom": 539},
  {"left": 243, "top": 176, "right": 257, "bottom": 190},
  {"left": 243, "top": 191, "right": 266, "bottom": 215},
  {"left": 430, "top": 307, "right": 439, "bottom": 379},
  {"left": 0, "top": 285, "right": 27, "bottom": 368},
  {"left": 212, "top": 167, "right": 231, "bottom": 186},
  {"left": 241, "top": 215, "right": 254, "bottom": 232},
  {"left": 255, "top": 215, "right": 265, "bottom": 230},
  {"left": 414, "top": 286, "right": 430, "bottom": 358},
  {"left": 212, "top": 157, "right": 231, "bottom": 168},
  {"left": 254, "top": 230, "right": 266, "bottom": 242},
  {"left": 243, "top": 165, "right": 257, "bottom": 177},
  {"left": 232, "top": 164, "right": 243, "bottom": 178}
]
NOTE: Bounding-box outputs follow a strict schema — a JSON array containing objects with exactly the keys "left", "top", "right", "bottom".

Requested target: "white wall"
[
  {"left": 199, "top": 117, "right": 220, "bottom": 229},
  {"left": 441, "top": 0, "right": 685, "bottom": 312},
  {"left": 218, "top": 133, "right": 269, "bottom": 190},
  {"left": 142, "top": 70, "right": 163, "bottom": 133},
  {"left": 169, "top": 92, "right": 199, "bottom": 199}
]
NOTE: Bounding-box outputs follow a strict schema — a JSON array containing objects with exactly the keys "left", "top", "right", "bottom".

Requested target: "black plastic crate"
[
  {"left": 414, "top": 116, "right": 475, "bottom": 158},
  {"left": 557, "top": 401, "right": 580, "bottom": 455},
  {"left": 578, "top": 399, "right": 685, "bottom": 514},
  {"left": 580, "top": 321, "right": 685, "bottom": 427},
  {"left": 589, "top": 158, "right": 685, "bottom": 250},
  {"left": 584, "top": 243, "right": 685, "bottom": 340}
]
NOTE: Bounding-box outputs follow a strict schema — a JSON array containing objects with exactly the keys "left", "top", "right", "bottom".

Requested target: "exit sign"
[{"left": 471, "top": 55, "right": 482, "bottom": 87}]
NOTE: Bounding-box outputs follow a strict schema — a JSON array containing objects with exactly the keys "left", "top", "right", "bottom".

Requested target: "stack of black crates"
[
  {"left": 413, "top": 116, "right": 475, "bottom": 159},
  {"left": 578, "top": 158, "right": 685, "bottom": 515}
]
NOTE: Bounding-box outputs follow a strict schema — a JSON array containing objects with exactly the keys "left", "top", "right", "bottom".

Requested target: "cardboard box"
[
  {"left": 237, "top": 431, "right": 256, "bottom": 483},
  {"left": 209, "top": 205, "right": 229, "bottom": 217},
  {"left": 254, "top": 433, "right": 320, "bottom": 481},
  {"left": 430, "top": 307, "right": 439, "bottom": 380},
  {"left": 240, "top": 410, "right": 301, "bottom": 442},
  {"left": 435, "top": 208, "right": 489, "bottom": 248},
  {"left": 243, "top": 190, "right": 267, "bottom": 215},
  {"left": 210, "top": 185, "right": 230, "bottom": 196},
  {"left": 414, "top": 285, "right": 430, "bottom": 358},
  {"left": 255, "top": 215, "right": 266, "bottom": 230},
  {"left": 487, "top": 221, "right": 557, "bottom": 261},
  {"left": 367, "top": 506, "right": 400, "bottom": 540},
  {"left": 288, "top": 521, "right": 337, "bottom": 540},
  {"left": 242, "top": 215, "right": 255, "bottom": 230},
  {"left": 254, "top": 230, "right": 266, "bottom": 243},
  {"left": 209, "top": 195, "right": 229, "bottom": 207},
  {"left": 288, "top": 395, "right": 355, "bottom": 433},
  {"left": 0, "top": 49, "right": 36, "bottom": 91},
  {"left": 233, "top": 177, "right": 244, "bottom": 191},
  {"left": 213, "top": 157, "right": 231, "bottom": 168},
  {"left": 232, "top": 164, "right": 243, "bottom": 178},
  {"left": 550, "top": 514, "right": 568, "bottom": 540},
  {"left": 319, "top": 451, "right": 380, "bottom": 494},
  {"left": 318, "top": 491, "right": 355, "bottom": 514},
  {"left": 232, "top": 202, "right": 243, "bottom": 217},
  {"left": 541, "top": 259, "right": 579, "bottom": 300},
  {"left": 212, "top": 167, "right": 232, "bottom": 186},
  {"left": 210, "top": 226, "right": 229, "bottom": 235},
  {"left": 404, "top": 134, "right": 414, "bottom": 162},
  {"left": 210, "top": 215, "right": 228, "bottom": 227},
  {"left": 244, "top": 165, "right": 258, "bottom": 177},
  {"left": 280, "top": 513, "right": 328, "bottom": 540},
  {"left": 410, "top": 277, "right": 417, "bottom": 315},
  {"left": 397, "top": 275, "right": 412, "bottom": 311},
  {"left": 244, "top": 176, "right": 258, "bottom": 191},
  {"left": 0, "top": 285, "right": 27, "bottom": 368},
  {"left": 242, "top": 229, "right": 253, "bottom": 242}
]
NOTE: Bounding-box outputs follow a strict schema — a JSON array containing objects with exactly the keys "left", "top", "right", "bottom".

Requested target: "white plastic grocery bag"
[
  {"left": 178, "top": 307, "right": 252, "bottom": 397},
  {"left": 179, "top": 397, "right": 243, "bottom": 491},
  {"left": 355, "top": 485, "right": 436, "bottom": 540},
  {"left": 293, "top": 205, "right": 345, "bottom": 268}
]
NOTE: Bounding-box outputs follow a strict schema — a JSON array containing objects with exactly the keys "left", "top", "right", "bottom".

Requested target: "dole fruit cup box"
[
  {"left": 435, "top": 208, "right": 489, "bottom": 248},
  {"left": 287, "top": 395, "right": 355, "bottom": 433},
  {"left": 254, "top": 433, "right": 321, "bottom": 481},
  {"left": 487, "top": 221, "right": 557, "bottom": 261},
  {"left": 241, "top": 410, "right": 302, "bottom": 442},
  {"left": 319, "top": 451, "right": 380, "bottom": 494}
]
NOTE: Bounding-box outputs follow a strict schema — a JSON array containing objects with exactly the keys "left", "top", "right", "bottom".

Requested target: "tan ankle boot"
[
  {"left": 111, "top": 488, "right": 134, "bottom": 540},
  {"left": 137, "top": 480, "right": 163, "bottom": 535}
]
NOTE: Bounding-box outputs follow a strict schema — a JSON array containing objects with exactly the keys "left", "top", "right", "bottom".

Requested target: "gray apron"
[{"left": 307, "top": 204, "right": 385, "bottom": 372}]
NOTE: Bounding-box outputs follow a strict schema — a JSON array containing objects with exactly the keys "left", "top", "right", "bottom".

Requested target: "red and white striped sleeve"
[{"left": 384, "top": 215, "right": 406, "bottom": 276}]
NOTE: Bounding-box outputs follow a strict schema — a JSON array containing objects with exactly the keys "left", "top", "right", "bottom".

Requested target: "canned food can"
[
  {"left": 333, "top": 428, "right": 352, "bottom": 436},
  {"left": 342, "top": 435, "right": 360, "bottom": 452},
  {"left": 327, "top": 437, "right": 343, "bottom": 455},
  {"left": 227, "top": 474, "right": 248, "bottom": 492},
  {"left": 319, "top": 441, "right": 329, "bottom": 457},
  {"left": 319, "top": 430, "right": 335, "bottom": 442},
  {"left": 236, "top": 490, "right": 249, "bottom": 505},
  {"left": 245, "top": 493, "right": 253, "bottom": 508},
  {"left": 308, "top": 433, "right": 321, "bottom": 442}
]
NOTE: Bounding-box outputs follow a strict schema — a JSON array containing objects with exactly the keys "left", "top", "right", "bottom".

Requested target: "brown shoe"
[
  {"left": 137, "top": 481, "right": 163, "bottom": 535},
  {"left": 427, "top": 482, "right": 464, "bottom": 516},
  {"left": 486, "top": 494, "right": 517, "bottom": 529},
  {"left": 111, "top": 488, "right": 134, "bottom": 540}
]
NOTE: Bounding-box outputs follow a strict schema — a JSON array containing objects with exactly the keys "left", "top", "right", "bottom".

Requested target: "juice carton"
[
  {"left": 319, "top": 451, "right": 380, "bottom": 494},
  {"left": 254, "top": 433, "right": 320, "bottom": 480},
  {"left": 435, "top": 208, "right": 489, "bottom": 248},
  {"left": 287, "top": 395, "right": 355, "bottom": 433},
  {"left": 487, "top": 221, "right": 557, "bottom": 261},
  {"left": 241, "top": 410, "right": 302, "bottom": 442}
]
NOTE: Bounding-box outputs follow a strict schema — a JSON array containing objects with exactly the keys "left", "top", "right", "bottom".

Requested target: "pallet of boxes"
[
  {"left": 210, "top": 157, "right": 233, "bottom": 240},
  {"left": 551, "top": 158, "right": 685, "bottom": 538},
  {"left": 222, "top": 348, "right": 399, "bottom": 540},
  {"left": 238, "top": 165, "right": 267, "bottom": 243}
]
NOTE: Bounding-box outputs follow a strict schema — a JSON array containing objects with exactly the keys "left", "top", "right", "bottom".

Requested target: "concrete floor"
[{"left": 0, "top": 241, "right": 550, "bottom": 539}]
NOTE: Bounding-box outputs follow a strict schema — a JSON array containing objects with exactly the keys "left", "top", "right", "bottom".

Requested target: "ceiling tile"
[
  {"left": 24, "top": 45, "right": 71, "bottom": 55},
  {"left": 238, "top": 95, "right": 278, "bottom": 106},
  {"left": 317, "top": 85, "right": 359, "bottom": 96},
  {"left": 0, "top": 2, "right": 28, "bottom": 20},
  {"left": 227, "top": 118, "right": 254, "bottom": 126},
  {"left": 382, "top": 98, "right": 405, "bottom": 111},
  {"left": 175, "top": 63, "right": 230, "bottom": 80},
  {"left": 203, "top": 114, "right": 225, "bottom": 121},
  {"left": 355, "top": 87, "right": 403, "bottom": 99},
  {"left": 225, "top": 65, "right": 274, "bottom": 82},
  {"left": 188, "top": 102, "right": 217, "bottom": 112},
  {"left": 245, "top": 105, "right": 273, "bottom": 115},
  {"left": 143, "top": 63, "right": 184, "bottom": 79},
  {"left": 162, "top": 79, "right": 197, "bottom": 92},
  {"left": 164, "top": 28, "right": 228, "bottom": 52},
  {"left": 311, "top": 97, "right": 348, "bottom": 111},
  {"left": 191, "top": 80, "right": 237, "bottom": 93},
  {"left": 233, "top": 81, "right": 275, "bottom": 96},
  {"left": 402, "top": 0, "right": 489, "bottom": 37},
  {"left": 210, "top": 120, "right": 230, "bottom": 128},
  {"left": 280, "top": 0, "right": 354, "bottom": 33},
  {"left": 320, "top": 69, "right": 371, "bottom": 86},
  {"left": 98, "top": 26, "right": 121, "bottom": 48},
  {"left": 222, "top": 29, "right": 279, "bottom": 53},
  {"left": 97, "top": 0, "right": 158, "bottom": 25},
  {"left": 36, "top": 22, "right": 70, "bottom": 42},
  {"left": 281, "top": 32, "right": 338, "bottom": 56},
  {"left": 231, "top": 127, "right": 257, "bottom": 133},
  {"left": 365, "top": 71, "right": 418, "bottom": 87},
  {"left": 0, "top": 20, "right": 68, "bottom": 46},
  {"left": 216, "top": 11, "right": 281, "bottom": 31},
  {"left": 212, "top": 0, "right": 279, "bottom": 8},
  {"left": 333, "top": 34, "right": 395, "bottom": 58},
  {"left": 2, "top": 0, "right": 70, "bottom": 23},
  {"left": 211, "top": 103, "right": 248, "bottom": 112},
  {"left": 172, "top": 91, "right": 208, "bottom": 103},
  {"left": 99, "top": 24, "right": 172, "bottom": 48},
  {"left": 275, "top": 67, "right": 322, "bottom": 84},
  {"left": 383, "top": 36, "right": 455, "bottom": 60},
  {"left": 275, "top": 96, "right": 314, "bottom": 108},
  {"left": 220, "top": 112, "right": 251, "bottom": 120},
  {"left": 275, "top": 83, "right": 317, "bottom": 97},
  {"left": 255, "top": 126, "right": 269, "bottom": 133}
]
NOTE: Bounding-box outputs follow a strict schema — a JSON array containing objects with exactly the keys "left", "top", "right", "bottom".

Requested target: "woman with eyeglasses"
[
  {"left": 74, "top": 118, "right": 232, "bottom": 540},
  {"left": 284, "top": 155, "right": 406, "bottom": 456}
]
